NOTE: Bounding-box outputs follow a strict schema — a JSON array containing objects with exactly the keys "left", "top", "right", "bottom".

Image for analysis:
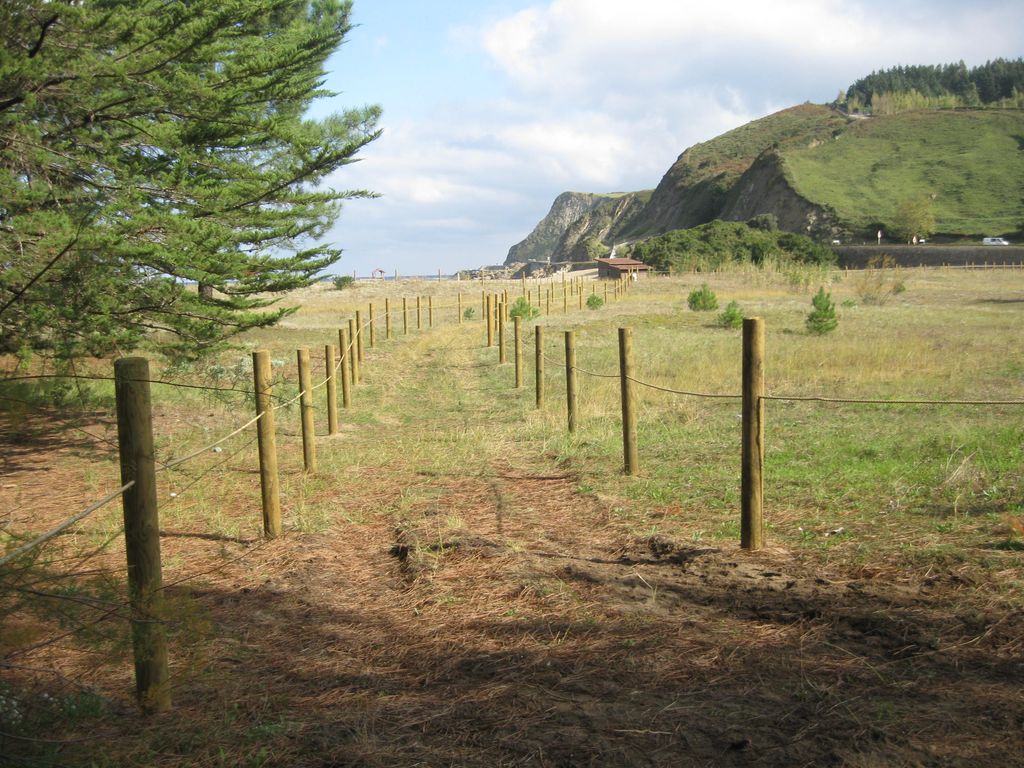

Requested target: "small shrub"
[
  {"left": 687, "top": 284, "right": 718, "bottom": 311},
  {"left": 806, "top": 287, "right": 838, "bottom": 334},
  {"left": 462, "top": 307, "right": 476, "bottom": 320},
  {"left": 586, "top": 294, "right": 604, "bottom": 310},
  {"left": 509, "top": 296, "right": 540, "bottom": 320},
  {"left": 717, "top": 301, "right": 743, "bottom": 328},
  {"left": 333, "top": 275, "right": 355, "bottom": 290},
  {"left": 852, "top": 255, "right": 906, "bottom": 305}
]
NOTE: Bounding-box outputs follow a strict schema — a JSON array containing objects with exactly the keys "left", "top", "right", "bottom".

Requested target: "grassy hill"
[
  {"left": 784, "top": 109, "right": 1024, "bottom": 237},
  {"left": 508, "top": 105, "right": 1024, "bottom": 262}
]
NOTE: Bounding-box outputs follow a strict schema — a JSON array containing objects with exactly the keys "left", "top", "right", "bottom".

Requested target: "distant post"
[
  {"left": 514, "top": 316, "right": 523, "bottom": 388},
  {"left": 535, "top": 325, "right": 544, "bottom": 408},
  {"left": 368, "top": 304, "right": 375, "bottom": 348},
  {"left": 385, "top": 298, "right": 392, "bottom": 339},
  {"left": 486, "top": 294, "right": 494, "bottom": 347},
  {"left": 355, "top": 310, "right": 364, "bottom": 363},
  {"left": 325, "top": 344, "right": 338, "bottom": 435},
  {"left": 348, "top": 318, "right": 359, "bottom": 384},
  {"left": 297, "top": 347, "right": 316, "bottom": 473},
  {"left": 338, "top": 328, "right": 352, "bottom": 408},
  {"left": 741, "top": 318, "right": 765, "bottom": 550},
  {"left": 565, "top": 330, "right": 577, "bottom": 433},
  {"left": 618, "top": 328, "right": 638, "bottom": 475},
  {"left": 498, "top": 301, "right": 507, "bottom": 364},
  {"left": 252, "top": 350, "right": 282, "bottom": 536}
]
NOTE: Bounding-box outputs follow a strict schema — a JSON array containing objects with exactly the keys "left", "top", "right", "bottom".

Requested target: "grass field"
[
  {"left": 784, "top": 109, "right": 1024, "bottom": 236},
  {"left": 2, "top": 266, "right": 1023, "bottom": 766}
]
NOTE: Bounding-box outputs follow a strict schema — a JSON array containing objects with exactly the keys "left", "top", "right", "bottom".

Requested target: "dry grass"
[{"left": 2, "top": 267, "right": 1023, "bottom": 766}]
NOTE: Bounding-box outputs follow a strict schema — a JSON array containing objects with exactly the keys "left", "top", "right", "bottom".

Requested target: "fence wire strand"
[{"left": 0, "top": 482, "right": 135, "bottom": 568}]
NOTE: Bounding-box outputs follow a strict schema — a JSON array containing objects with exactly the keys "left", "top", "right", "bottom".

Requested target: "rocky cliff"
[
  {"left": 504, "top": 192, "right": 609, "bottom": 265},
  {"left": 720, "top": 151, "right": 840, "bottom": 240}
]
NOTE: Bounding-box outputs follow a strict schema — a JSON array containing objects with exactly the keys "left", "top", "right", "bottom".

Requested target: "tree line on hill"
[{"left": 842, "top": 59, "right": 1024, "bottom": 113}]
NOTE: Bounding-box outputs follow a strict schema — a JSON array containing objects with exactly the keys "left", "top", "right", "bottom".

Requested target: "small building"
[{"left": 594, "top": 257, "right": 652, "bottom": 280}]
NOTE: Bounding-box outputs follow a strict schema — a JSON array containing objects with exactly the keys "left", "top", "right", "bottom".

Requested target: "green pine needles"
[
  {"left": 687, "top": 284, "right": 719, "bottom": 311},
  {"left": 717, "top": 301, "right": 744, "bottom": 328},
  {"left": 509, "top": 297, "right": 540, "bottom": 320},
  {"left": 0, "top": 1, "right": 381, "bottom": 361},
  {"left": 806, "top": 287, "right": 839, "bottom": 334}
]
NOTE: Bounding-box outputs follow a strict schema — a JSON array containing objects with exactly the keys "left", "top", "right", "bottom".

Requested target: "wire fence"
[{"left": 4, "top": 271, "right": 1022, "bottom": 712}]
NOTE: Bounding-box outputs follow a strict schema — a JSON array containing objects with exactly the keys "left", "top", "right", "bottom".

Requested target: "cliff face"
[
  {"left": 720, "top": 151, "right": 839, "bottom": 239},
  {"left": 504, "top": 192, "right": 608, "bottom": 265}
]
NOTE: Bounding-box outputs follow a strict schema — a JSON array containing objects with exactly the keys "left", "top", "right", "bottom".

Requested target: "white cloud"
[{"left": 322, "top": 0, "right": 1024, "bottom": 275}]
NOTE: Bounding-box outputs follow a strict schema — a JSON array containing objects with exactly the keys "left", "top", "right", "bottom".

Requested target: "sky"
[{"left": 312, "top": 0, "right": 1024, "bottom": 277}]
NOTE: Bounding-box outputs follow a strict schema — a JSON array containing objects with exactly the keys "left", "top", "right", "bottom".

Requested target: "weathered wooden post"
[
  {"left": 578, "top": 290, "right": 583, "bottom": 310},
  {"left": 618, "top": 328, "right": 638, "bottom": 475},
  {"left": 563, "top": 285, "right": 568, "bottom": 313},
  {"left": 416, "top": 296, "right": 422, "bottom": 330},
  {"left": 355, "top": 310, "right": 364, "bottom": 364},
  {"left": 252, "top": 350, "right": 282, "bottom": 536},
  {"left": 535, "top": 325, "right": 544, "bottom": 408},
  {"left": 114, "top": 357, "right": 170, "bottom": 713},
  {"left": 565, "top": 330, "right": 577, "bottom": 433},
  {"left": 428, "top": 295, "right": 434, "bottom": 328},
  {"left": 486, "top": 293, "right": 494, "bottom": 347},
  {"left": 297, "top": 347, "right": 316, "bottom": 473},
  {"left": 498, "top": 301, "right": 507, "bottom": 364},
  {"left": 348, "top": 318, "right": 360, "bottom": 384},
  {"left": 325, "top": 344, "right": 338, "bottom": 435},
  {"left": 368, "top": 304, "right": 375, "bottom": 348},
  {"left": 514, "top": 316, "right": 523, "bottom": 388},
  {"left": 338, "top": 328, "right": 352, "bottom": 408},
  {"left": 741, "top": 317, "right": 765, "bottom": 551},
  {"left": 403, "top": 297, "right": 409, "bottom": 335},
  {"left": 385, "top": 298, "right": 392, "bottom": 340}
]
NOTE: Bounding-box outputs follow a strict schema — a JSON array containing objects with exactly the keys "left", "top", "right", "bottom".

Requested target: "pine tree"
[
  {"left": 806, "top": 288, "right": 838, "bottom": 335},
  {"left": 0, "top": 1, "right": 380, "bottom": 360}
]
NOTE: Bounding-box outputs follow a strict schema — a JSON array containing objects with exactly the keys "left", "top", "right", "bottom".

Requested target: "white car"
[{"left": 982, "top": 237, "right": 1010, "bottom": 246}]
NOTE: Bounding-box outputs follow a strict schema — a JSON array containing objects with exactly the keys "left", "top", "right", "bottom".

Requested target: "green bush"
[
  {"left": 509, "top": 297, "right": 540, "bottom": 320},
  {"left": 717, "top": 301, "right": 744, "bottom": 328},
  {"left": 463, "top": 307, "right": 476, "bottom": 320},
  {"left": 687, "top": 284, "right": 718, "bottom": 311},
  {"left": 806, "top": 287, "right": 838, "bottom": 334},
  {"left": 586, "top": 294, "right": 604, "bottom": 310},
  {"left": 333, "top": 275, "right": 355, "bottom": 290}
]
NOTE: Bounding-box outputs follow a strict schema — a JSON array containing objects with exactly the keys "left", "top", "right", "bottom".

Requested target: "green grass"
[{"left": 784, "top": 109, "right": 1024, "bottom": 236}]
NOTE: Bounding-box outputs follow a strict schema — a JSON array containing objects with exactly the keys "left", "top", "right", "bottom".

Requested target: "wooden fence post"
[
  {"left": 535, "top": 325, "right": 544, "bottom": 408},
  {"left": 565, "top": 330, "right": 577, "bottom": 433},
  {"left": 253, "top": 350, "right": 282, "bottom": 537},
  {"left": 514, "top": 316, "right": 523, "bottom": 388},
  {"left": 114, "top": 357, "right": 170, "bottom": 713},
  {"left": 741, "top": 317, "right": 765, "bottom": 550},
  {"left": 486, "top": 294, "right": 494, "bottom": 347},
  {"left": 325, "top": 344, "right": 338, "bottom": 435},
  {"left": 428, "top": 295, "right": 434, "bottom": 328},
  {"left": 368, "top": 304, "right": 375, "bottom": 348},
  {"left": 498, "top": 301, "right": 507, "bottom": 364},
  {"left": 402, "top": 298, "right": 409, "bottom": 335},
  {"left": 338, "top": 328, "right": 352, "bottom": 408},
  {"left": 347, "top": 318, "right": 359, "bottom": 385},
  {"left": 416, "top": 296, "right": 422, "bottom": 330},
  {"left": 297, "top": 347, "right": 316, "bottom": 473},
  {"left": 618, "top": 327, "right": 638, "bottom": 475},
  {"left": 385, "top": 298, "right": 392, "bottom": 340},
  {"left": 355, "top": 310, "right": 364, "bottom": 364}
]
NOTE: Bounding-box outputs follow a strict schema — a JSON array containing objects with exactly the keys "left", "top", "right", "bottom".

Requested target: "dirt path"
[{"left": 5, "top": 322, "right": 1024, "bottom": 767}]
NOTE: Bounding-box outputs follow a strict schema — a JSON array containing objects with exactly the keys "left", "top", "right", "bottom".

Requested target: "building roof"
[{"left": 594, "top": 257, "right": 651, "bottom": 269}]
